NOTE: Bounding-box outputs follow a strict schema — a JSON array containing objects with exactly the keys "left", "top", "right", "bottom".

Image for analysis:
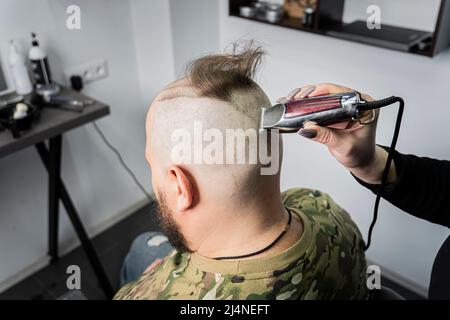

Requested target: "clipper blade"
[
  {"left": 259, "top": 104, "right": 285, "bottom": 131},
  {"left": 259, "top": 107, "right": 267, "bottom": 133}
]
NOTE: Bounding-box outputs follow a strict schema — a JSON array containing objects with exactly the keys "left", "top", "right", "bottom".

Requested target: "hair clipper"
[
  {"left": 260, "top": 92, "right": 365, "bottom": 132},
  {"left": 259, "top": 89, "right": 406, "bottom": 252}
]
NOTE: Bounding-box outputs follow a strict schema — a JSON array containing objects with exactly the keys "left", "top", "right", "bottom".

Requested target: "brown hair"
[{"left": 185, "top": 42, "right": 265, "bottom": 102}]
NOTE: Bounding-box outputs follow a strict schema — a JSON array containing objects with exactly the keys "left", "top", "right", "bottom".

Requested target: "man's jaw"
[
  {"left": 190, "top": 200, "right": 288, "bottom": 259},
  {"left": 155, "top": 191, "right": 192, "bottom": 253},
  {"left": 155, "top": 187, "right": 287, "bottom": 259}
]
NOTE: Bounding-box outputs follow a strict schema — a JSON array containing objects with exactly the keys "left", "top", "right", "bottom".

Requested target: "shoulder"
[
  {"left": 282, "top": 188, "right": 368, "bottom": 299},
  {"left": 282, "top": 187, "right": 363, "bottom": 243},
  {"left": 114, "top": 251, "right": 189, "bottom": 300},
  {"left": 281, "top": 187, "right": 334, "bottom": 212}
]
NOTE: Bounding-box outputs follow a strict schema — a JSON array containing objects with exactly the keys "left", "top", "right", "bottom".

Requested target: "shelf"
[
  {"left": 230, "top": 13, "right": 434, "bottom": 57},
  {"left": 229, "top": 0, "right": 450, "bottom": 58},
  {"left": 230, "top": 13, "right": 322, "bottom": 35},
  {"left": 325, "top": 21, "right": 434, "bottom": 56}
]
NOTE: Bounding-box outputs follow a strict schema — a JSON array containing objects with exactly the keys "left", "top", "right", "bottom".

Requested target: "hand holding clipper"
[
  {"left": 267, "top": 83, "right": 405, "bottom": 250},
  {"left": 270, "top": 84, "right": 383, "bottom": 178}
]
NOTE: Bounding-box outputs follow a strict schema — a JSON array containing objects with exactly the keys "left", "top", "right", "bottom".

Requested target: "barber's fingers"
[
  {"left": 359, "top": 108, "right": 380, "bottom": 123},
  {"left": 308, "top": 83, "right": 354, "bottom": 97},
  {"left": 276, "top": 85, "right": 314, "bottom": 103},
  {"left": 286, "top": 87, "right": 302, "bottom": 100},
  {"left": 276, "top": 88, "right": 301, "bottom": 103},
  {"left": 288, "top": 85, "right": 315, "bottom": 100},
  {"left": 287, "top": 83, "right": 349, "bottom": 101},
  {"left": 298, "top": 122, "right": 343, "bottom": 149},
  {"left": 276, "top": 83, "right": 363, "bottom": 104},
  {"left": 327, "top": 120, "right": 353, "bottom": 130},
  {"left": 298, "top": 85, "right": 330, "bottom": 98}
]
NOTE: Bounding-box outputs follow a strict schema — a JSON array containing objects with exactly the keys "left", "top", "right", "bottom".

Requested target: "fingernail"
[
  {"left": 276, "top": 96, "right": 287, "bottom": 103},
  {"left": 300, "top": 86, "right": 316, "bottom": 98},
  {"left": 304, "top": 120, "right": 317, "bottom": 126},
  {"left": 298, "top": 128, "right": 317, "bottom": 139},
  {"left": 286, "top": 88, "right": 302, "bottom": 100}
]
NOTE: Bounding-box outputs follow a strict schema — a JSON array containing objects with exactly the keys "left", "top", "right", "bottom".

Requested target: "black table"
[{"left": 0, "top": 88, "right": 114, "bottom": 298}]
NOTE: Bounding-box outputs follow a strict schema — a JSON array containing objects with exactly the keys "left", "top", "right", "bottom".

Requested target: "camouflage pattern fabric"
[{"left": 114, "top": 188, "right": 368, "bottom": 300}]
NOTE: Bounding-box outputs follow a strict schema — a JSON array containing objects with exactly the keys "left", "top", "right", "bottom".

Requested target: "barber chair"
[
  {"left": 374, "top": 234, "right": 450, "bottom": 300},
  {"left": 429, "top": 235, "right": 450, "bottom": 299}
]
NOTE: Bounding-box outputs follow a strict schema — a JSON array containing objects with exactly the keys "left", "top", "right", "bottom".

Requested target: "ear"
[{"left": 167, "top": 166, "right": 193, "bottom": 211}]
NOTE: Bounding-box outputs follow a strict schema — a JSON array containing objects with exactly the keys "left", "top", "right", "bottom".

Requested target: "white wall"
[
  {"left": 169, "top": 0, "right": 220, "bottom": 77},
  {"left": 219, "top": 0, "right": 450, "bottom": 295},
  {"left": 0, "top": 0, "right": 175, "bottom": 290},
  {"left": 131, "top": 0, "right": 176, "bottom": 103}
]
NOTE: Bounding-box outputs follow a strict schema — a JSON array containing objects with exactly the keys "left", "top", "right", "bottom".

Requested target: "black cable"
[
  {"left": 357, "top": 97, "right": 404, "bottom": 251},
  {"left": 92, "top": 121, "right": 153, "bottom": 202}
]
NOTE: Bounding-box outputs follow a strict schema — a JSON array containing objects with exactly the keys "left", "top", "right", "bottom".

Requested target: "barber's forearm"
[{"left": 349, "top": 146, "right": 397, "bottom": 185}]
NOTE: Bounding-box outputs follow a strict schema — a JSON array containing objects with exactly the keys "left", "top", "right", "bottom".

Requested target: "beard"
[{"left": 154, "top": 191, "right": 192, "bottom": 253}]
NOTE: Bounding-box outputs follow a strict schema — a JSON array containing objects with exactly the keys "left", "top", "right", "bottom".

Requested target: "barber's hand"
[{"left": 278, "top": 83, "right": 395, "bottom": 184}]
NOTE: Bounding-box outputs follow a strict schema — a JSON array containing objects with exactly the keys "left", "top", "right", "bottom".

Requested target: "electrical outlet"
[{"left": 64, "top": 59, "right": 109, "bottom": 86}]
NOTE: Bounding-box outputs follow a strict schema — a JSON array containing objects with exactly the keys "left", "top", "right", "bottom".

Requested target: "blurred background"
[{"left": 0, "top": 0, "right": 449, "bottom": 299}]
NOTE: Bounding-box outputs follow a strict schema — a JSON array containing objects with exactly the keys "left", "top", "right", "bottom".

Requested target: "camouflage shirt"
[{"left": 114, "top": 188, "right": 368, "bottom": 300}]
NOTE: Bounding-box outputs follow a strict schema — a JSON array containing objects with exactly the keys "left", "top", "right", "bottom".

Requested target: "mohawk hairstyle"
[{"left": 185, "top": 42, "right": 265, "bottom": 102}]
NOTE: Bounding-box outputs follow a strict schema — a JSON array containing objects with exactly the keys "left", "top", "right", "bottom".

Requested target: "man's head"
[{"left": 146, "top": 44, "right": 283, "bottom": 252}]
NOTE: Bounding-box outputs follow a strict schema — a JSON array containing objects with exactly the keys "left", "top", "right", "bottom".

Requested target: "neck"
[{"left": 191, "top": 192, "right": 297, "bottom": 259}]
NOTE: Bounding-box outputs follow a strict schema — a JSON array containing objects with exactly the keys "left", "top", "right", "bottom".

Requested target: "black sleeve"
[{"left": 353, "top": 146, "right": 450, "bottom": 228}]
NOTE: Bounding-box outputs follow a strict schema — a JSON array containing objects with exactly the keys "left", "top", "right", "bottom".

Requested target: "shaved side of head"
[{"left": 146, "top": 43, "right": 281, "bottom": 205}]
